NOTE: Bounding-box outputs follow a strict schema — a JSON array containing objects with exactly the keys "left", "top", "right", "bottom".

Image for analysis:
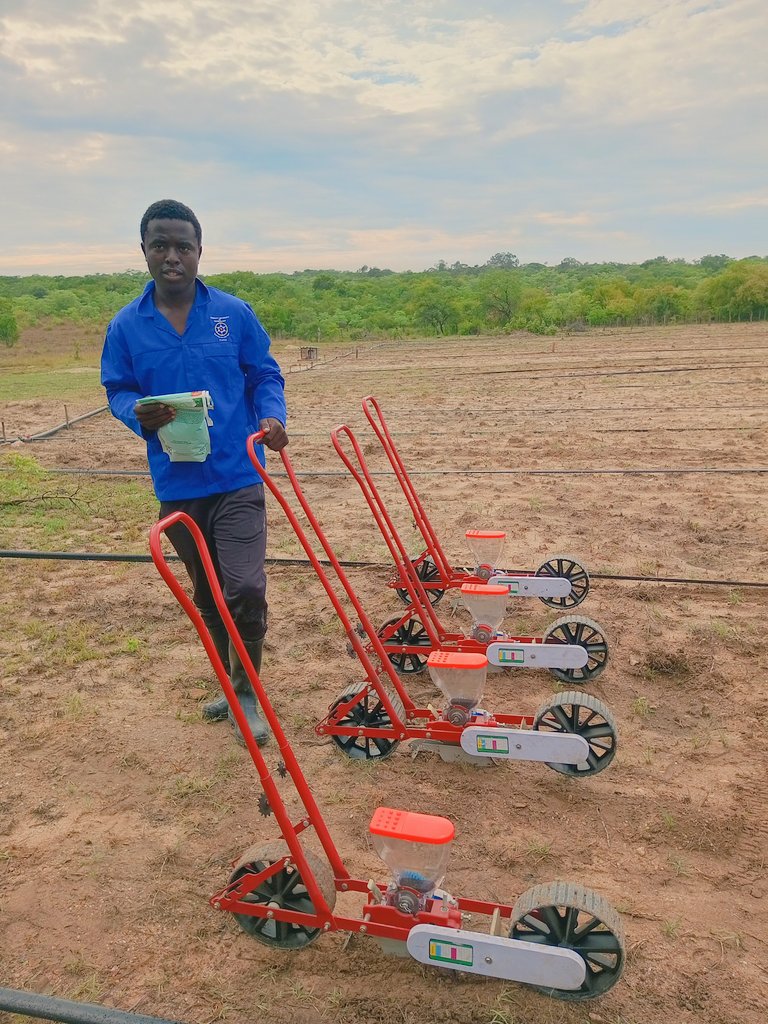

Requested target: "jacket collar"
[{"left": 136, "top": 278, "right": 211, "bottom": 317}]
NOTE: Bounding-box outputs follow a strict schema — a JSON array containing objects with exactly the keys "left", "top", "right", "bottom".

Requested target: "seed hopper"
[
  {"left": 361, "top": 395, "right": 590, "bottom": 610},
  {"left": 330, "top": 422, "right": 610, "bottom": 686},
  {"left": 149, "top": 508, "right": 625, "bottom": 1001},
  {"left": 244, "top": 430, "right": 617, "bottom": 775}
]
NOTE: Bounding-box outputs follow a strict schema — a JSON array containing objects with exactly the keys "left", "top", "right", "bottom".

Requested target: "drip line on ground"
[
  {"left": 0, "top": 987, "right": 186, "bottom": 1024},
  {"left": 3, "top": 465, "right": 767, "bottom": 479},
  {"left": 293, "top": 361, "right": 767, "bottom": 381},
  {"left": 4, "top": 401, "right": 767, "bottom": 447},
  {"left": 1, "top": 549, "right": 766, "bottom": 589}
]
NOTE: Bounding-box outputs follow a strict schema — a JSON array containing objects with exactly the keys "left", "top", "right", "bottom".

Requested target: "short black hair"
[{"left": 140, "top": 199, "right": 202, "bottom": 245}]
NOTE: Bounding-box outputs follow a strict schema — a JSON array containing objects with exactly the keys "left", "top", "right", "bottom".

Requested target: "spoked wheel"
[
  {"left": 534, "top": 691, "right": 617, "bottom": 777},
  {"left": 395, "top": 556, "right": 445, "bottom": 606},
  {"left": 510, "top": 882, "right": 625, "bottom": 1001},
  {"left": 378, "top": 615, "right": 432, "bottom": 675},
  {"left": 328, "top": 682, "right": 405, "bottom": 761},
  {"left": 536, "top": 554, "right": 590, "bottom": 610},
  {"left": 543, "top": 615, "right": 609, "bottom": 685},
  {"left": 228, "top": 840, "right": 336, "bottom": 949}
]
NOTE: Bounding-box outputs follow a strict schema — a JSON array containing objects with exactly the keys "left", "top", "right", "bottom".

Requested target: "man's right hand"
[{"left": 134, "top": 401, "right": 175, "bottom": 431}]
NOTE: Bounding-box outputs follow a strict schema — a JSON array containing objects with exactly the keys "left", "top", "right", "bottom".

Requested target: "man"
[{"left": 101, "top": 199, "right": 287, "bottom": 747}]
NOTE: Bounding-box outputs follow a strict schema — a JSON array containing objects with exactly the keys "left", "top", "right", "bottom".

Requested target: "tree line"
[{"left": 1, "top": 253, "right": 767, "bottom": 346}]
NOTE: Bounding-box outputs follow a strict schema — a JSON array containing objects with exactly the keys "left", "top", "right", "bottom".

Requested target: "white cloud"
[
  {"left": 52, "top": 134, "right": 109, "bottom": 172},
  {"left": 656, "top": 191, "right": 768, "bottom": 215},
  {"left": 0, "top": 1, "right": 766, "bottom": 272},
  {"left": 532, "top": 212, "right": 595, "bottom": 227}
]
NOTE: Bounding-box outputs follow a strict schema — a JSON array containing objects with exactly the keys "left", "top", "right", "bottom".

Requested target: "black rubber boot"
[
  {"left": 201, "top": 619, "right": 232, "bottom": 722},
  {"left": 228, "top": 638, "right": 269, "bottom": 747}
]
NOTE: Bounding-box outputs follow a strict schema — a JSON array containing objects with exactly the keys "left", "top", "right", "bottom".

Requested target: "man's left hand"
[{"left": 259, "top": 418, "right": 289, "bottom": 451}]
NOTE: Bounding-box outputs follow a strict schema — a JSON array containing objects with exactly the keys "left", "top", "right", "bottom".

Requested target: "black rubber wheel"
[
  {"left": 510, "top": 881, "right": 625, "bottom": 1001},
  {"left": 378, "top": 615, "right": 431, "bottom": 675},
  {"left": 328, "top": 682, "right": 404, "bottom": 761},
  {"left": 535, "top": 554, "right": 590, "bottom": 610},
  {"left": 395, "top": 556, "right": 445, "bottom": 606},
  {"left": 534, "top": 691, "right": 617, "bottom": 777},
  {"left": 543, "top": 615, "right": 609, "bottom": 686},
  {"left": 228, "top": 840, "right": 336, "bottom": 949}
]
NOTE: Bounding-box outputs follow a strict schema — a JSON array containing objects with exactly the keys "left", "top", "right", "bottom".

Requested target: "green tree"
[
  {"left": 0, "top": 298, "right": 19, "bottom": 346},
  {"left": 410, "top": 281, "right": 459, "bottom": 335},
  {"left": 478, "top": 271, "right": 523, "bottom": 326},
  {"left": 696, "top": 261, "right": 768, "bottom": 321},
  {"left": 485, "top": 252, "right": 520, "bottom": 269},
  {"left": 511, "top": 288, "right": 554, "bottom": 334},
  {"left": 697, "top": 254, "right": 732, "bottom": 272}
]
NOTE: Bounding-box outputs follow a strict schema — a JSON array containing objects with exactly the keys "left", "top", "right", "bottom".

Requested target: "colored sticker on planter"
[
  {"left": 476, "top": 734, "right": 510, "bottom": 755},
  {"left": 429, "top": 939, "right": 474, "bottom": 967},
  {"left": 497, "top": 647, "right": 525, "bottom": 664}
]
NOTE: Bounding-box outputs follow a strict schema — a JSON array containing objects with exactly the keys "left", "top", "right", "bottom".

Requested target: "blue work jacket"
[{"left": 100, "top": 280, "right": 286, "bottom": 501}]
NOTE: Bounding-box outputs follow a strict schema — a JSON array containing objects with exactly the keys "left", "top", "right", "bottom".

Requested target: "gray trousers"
[{"left": 160, "top": 484, "right": 268, "bottom": 641}]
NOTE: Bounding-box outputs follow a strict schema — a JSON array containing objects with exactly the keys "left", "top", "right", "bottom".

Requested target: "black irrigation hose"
[
  {"left": 0, "top": 988, "right": 186, "bottom": 1024},
  {"left": 0, "top": 549, "right": 378, "bottom": 569},
  {"left": 4, "top": 400, "right": 765, "bottom": 448},
  {"left": 2, "top": 549, "right": 767, "bottom": 589},
  {"left": 301, "top": 360, "right": 767, "bottom": 380},
  {"left": 8, "top": 465, "right": 767, "bottom": 478},
  {"left": 0, "top": 406, "right": 109, "bottom": 445}
]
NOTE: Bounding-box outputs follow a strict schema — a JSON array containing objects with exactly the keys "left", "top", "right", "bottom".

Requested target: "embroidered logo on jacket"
[{"left": 210, "top": 316, "right": 230, "bottom": 339}]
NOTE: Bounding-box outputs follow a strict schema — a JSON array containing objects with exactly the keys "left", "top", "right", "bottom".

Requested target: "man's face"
[{"left": 141, "top": 218, "right": 201, "bottom": 294}]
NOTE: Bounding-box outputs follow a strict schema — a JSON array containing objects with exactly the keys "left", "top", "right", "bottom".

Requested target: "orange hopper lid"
[
  {"left": 460, "top": 584, "right": 509, "bottom": 597},
  {"left": 427, "top": 650, "right": 488, "bottom": 670},
  {"left": 369, "top": 806, "right": 455, "bottom": 845},
  {"left": 465, "top": 530, "right": 506, "bottom": 540}
]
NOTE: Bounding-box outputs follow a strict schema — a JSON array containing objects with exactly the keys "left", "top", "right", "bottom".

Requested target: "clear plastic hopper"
[
  {"left": 369, "top": 806, "right": 455, "bottom": 915},
  {"left": 465, "top": 530, "right": 506, "bottom": 580},
  {"left": 427, "top": 650, "right": 489, "bottom": 726},
  {"left": 460, "top": 583, "right": 509, "bottom": 643}
]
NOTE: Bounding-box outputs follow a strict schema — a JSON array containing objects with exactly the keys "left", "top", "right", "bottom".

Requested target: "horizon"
[{"left": 0, "top": 251, "right": 761, "bottom": 282}]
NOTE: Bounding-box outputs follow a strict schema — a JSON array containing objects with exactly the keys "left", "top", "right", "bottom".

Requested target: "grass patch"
[
  {"left": 631, "top": 696, "right": 654, "bottom": 718},
  {"left": 57, "top": 691, "right": 89, "bottom": 720},
  {"left": 643, "top": 648, "right": 692, "bottom": 679},
  {"left": 660, "top": 810, "right": 678, "bottom": 832},
  {"left": 168, "top": 775, "right": 216, "bottom": 801},
  {"left": 662, "top": 918, "right": 681, "bottom": 939},
  {"left": 708, "top": 620, "right": 740, "bottom": 641},
  {"left": 525, "top": 839, "right": 553, "bottom": 865},
  {"left": 668, "top": 854, "right": 691, "bottom": 877},
  {"left": 0, "top": 451, "right": 156, "bottom": 550},
  {"left": 0, "top": 368, "right": 103, "bottom": 403}
]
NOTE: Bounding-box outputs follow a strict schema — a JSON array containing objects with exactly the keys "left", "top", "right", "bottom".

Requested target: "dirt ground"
[{"left": 1, "top": 323, "right": 767, "bottom": 1024}]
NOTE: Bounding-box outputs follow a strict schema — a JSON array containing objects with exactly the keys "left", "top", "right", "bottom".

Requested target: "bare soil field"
[{"left": 1, "top": 322, "right": 767, "bottom": 1024}]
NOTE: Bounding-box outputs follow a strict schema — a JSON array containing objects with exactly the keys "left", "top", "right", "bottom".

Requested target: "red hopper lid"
[{"left": 369, "top": 806, "right": 455, "bottom": 844}]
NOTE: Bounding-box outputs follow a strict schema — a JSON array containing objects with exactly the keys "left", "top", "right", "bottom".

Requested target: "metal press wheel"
[
  {"left": 543, "top": 614, "right": 609, "bottom": 685},
  {"left": 535, "top": 553, "right": 590, "bottom": 610},
  {"left": 509, "top": 881, "right": 625, "bottom": 1000},
  {"left": 377, "top": 615, "right": 432, "bottom": 675},
  {"left": 533, "top": 691, "right": 617, "bottom": 778},
  {"left": 395, "top": 556, "right": 445, "bottom": 606},
  {"left": 327, "top": 681, "right": 405, "bottom": 761},
  {"left": 228, "top": 840, "right": 336, "bottom": 950}
]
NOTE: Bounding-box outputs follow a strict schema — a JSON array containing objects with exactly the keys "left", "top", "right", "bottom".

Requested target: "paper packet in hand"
[{"left": 137, "top": 390, "right": 214, "bottom": 462}]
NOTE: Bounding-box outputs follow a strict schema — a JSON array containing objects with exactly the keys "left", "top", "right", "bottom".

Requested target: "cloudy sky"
[{"left": 1, "top": 0, "right": 766, "bottom": 275}]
